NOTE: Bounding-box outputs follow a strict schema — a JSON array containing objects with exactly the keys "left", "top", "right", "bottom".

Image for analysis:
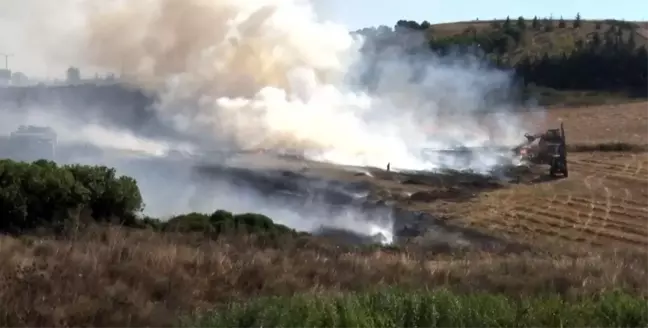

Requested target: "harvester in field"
[{"left": 513, "top": 122, "right": 568, "bottom": 178}]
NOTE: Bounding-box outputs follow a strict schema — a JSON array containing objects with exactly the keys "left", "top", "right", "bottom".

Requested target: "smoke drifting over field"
[
  {"left": 79, "top": 0, "right": 539, "bottom": 172},
  {"left": 1, "top": 0, "right": 544, "bottom": 244}
]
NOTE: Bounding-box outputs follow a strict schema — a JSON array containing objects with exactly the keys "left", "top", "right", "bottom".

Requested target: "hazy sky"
[{"left": 322, "top": 0, "right": 648, "bottom": 30}]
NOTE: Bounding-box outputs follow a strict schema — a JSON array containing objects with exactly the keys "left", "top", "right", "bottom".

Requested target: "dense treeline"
[
  {"left": 0, "top": 159, "right": 296, "bottom": 237},
  {"left": 356, "top": 15, "right": 648, "bottom": 96},
  {"left": 515, "top": 26, "right": 647, "bottom": 93}
]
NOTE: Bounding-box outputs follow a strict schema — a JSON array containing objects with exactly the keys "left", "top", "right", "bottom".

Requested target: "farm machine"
[{"left": 514, "top": 122, "right": 568, "bottom": 178}]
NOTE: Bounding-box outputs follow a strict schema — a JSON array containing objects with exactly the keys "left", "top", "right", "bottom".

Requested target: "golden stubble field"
[
  {"left": 444, "top": 102, "right": 648, "bottom": 250},
  {"left": 534, "top": 102, "right": 648, "bottom": 145},
  {"left": 304, "top": 102, "right": 648, "bottom": 251},
  {"left": 355, "top": 102, "right": 648, "bottom": 251}
]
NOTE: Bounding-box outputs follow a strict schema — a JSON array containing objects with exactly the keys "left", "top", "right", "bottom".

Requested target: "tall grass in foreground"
[{"left": 187, "top": 289, "right": 648, "bottom": 328}]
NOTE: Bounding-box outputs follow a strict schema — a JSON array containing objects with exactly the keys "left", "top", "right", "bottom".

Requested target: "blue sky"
[{"left": 320, "top": 0, "right": 648, "bottom": 30}]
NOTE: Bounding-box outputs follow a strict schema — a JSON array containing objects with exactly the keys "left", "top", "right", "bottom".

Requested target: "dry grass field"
[
  {"left": 534, "top": 102, "right": 648, "bottom": 146},
  {"left": 1, "top": 226, "right": 646, "bottom": 327}
]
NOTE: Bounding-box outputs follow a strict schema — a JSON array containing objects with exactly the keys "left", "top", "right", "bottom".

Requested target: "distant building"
[
  {"left": 0, "top": 69, "right": 11, "bottom": 85},
  {"left": 11, "top": 72, "right": 28, "bottom": 86},
  {"left": 66, "top": 67, "right": 81, "bottom": 83}
]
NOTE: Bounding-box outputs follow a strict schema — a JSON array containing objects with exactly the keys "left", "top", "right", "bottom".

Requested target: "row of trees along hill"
[
  {"left": 0, "top": 159, "right": 299, "bottom": 239},
  {"left": 356, "top": 14, "right": 647, "bottom": 97}
]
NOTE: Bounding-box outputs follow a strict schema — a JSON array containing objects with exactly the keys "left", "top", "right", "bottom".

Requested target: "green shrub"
[
  {"left": 65, "top": 163, "right": 143, "bottom": 221},
  {"left": 0, "top": 159, "right": 297, "bottom": 239},
  {"left": 164, "top": 210, "right": 298, "bottom": 238},
  {"left": 212, "top": 212, "right": 294, "bottom": 236},
  {"left": 165, "top": 212, "right": 213, "bottom": 232},
  {"left": 132, "top": 216, "right": 165, "bottom": 230},
  {"left": 0, "top": 159, "right": 144, "bottom": 234}
]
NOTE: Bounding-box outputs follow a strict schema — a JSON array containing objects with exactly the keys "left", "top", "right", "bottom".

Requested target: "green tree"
[
  {"left": 591, "top": 32, "right": 602, "bottom": 48},
  {"left": 517, "top": 16, "right": 526, "bottom": 29},
  {"left": 558, "top": 17, "right": 566, "bottom": 28},
  {"left": 503, "top": 16, "right": 511, "bottom": 29},
  {"left": 395, "top": 20, "right": 423, "bottom": 31},
  {"left": 627, "top": 30, "right": 637, "bottom": 49},
  {"left": 374, "top": 17, "right": 647, "bottom": 100},
  {"left": 66, "top": 164, "right": 143, "bottom": 222},
  {"left": 543, "top": 17, "right": 554, "bottom": 32},
  {"left": 532, "top": 16, "right": 539, "bottom": 29},
  {"left": 0, "top": 160, "right": 144, "bottom": 234},
  {"left": 574, "top": 13, "right": 582, "bottom": 28}
]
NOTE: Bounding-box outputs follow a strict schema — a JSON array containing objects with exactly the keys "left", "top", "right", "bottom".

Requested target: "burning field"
[
  {"left": 0, "top": 0, "right": 548, "bottom": 252},
  {"left": 181, "top": 101, "right": 648, "bottom": 252},
  {"left": 0, "top": 0, "right": 646, "bottom": 253},
  {"left": 1, "top": 1, "right": 648, "bottom": 326},
  {"left": 152, "top": 97, "right": 645, "bottom": 252}
]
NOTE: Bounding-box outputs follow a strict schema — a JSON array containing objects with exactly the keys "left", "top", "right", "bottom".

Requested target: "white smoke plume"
[
  {"left": 0, "top": 102, "right": 396, "bottom": 244},
  {"left": 1, "top": 0, "right": 546, "bottom": 245},
  {"left": 75, "top": 0, "right": 544, "bottom": 172}
]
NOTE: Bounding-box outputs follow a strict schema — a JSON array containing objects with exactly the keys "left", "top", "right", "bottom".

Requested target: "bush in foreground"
[
  {"left": 0, "top": 159, "right": 143, "bottom": 233},
  {"left": 187, "top": 289, "right": 648, "bottom": 327}
]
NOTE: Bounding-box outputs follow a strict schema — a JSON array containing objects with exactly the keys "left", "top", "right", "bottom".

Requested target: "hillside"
[
  {"left": 426, "top": 18, "right": 648, "bottom": 63},
  {"left": 353, "top": 16, "right": 648, "bottom": 105}
]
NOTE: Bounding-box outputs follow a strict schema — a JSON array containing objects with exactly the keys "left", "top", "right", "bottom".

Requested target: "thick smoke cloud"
[
  {"left": 79, "top": 0, "right": 544, "bottom": 172},
  {"left": 1, "top": 0, "right": 545, "bottom": 244}
]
